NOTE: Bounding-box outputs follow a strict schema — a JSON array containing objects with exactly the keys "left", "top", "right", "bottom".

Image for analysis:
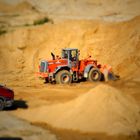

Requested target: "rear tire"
[
  {"left": 55, "top": 70, "right": 72, "bottom": 84},
  {"left": 45, "top": 78, "right": 49, "bottom": 83},
  {"left": 88, "top": 68, "right": 101, "bottom": 82},
  {"left": 0, "top": 99, "right": 5, "bottom": 111}
]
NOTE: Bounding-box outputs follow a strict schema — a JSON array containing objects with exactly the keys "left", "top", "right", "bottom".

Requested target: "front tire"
[
  {"left": 88, "top": 68, "right": 101, "bottom": 82},
  {"left": 0, "top": 99, "right": 5, "bottom": 111},
  {"left": 55, "top": 70, "right": 72, "bottom": 84}
]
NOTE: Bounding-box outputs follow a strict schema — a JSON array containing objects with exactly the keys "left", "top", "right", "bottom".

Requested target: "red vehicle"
[
  {"left": 37, "top": 48, "right": 111, "bottom": 84},
  {"left": 0, "top": 84, "right": 14, "bottom": 110}
]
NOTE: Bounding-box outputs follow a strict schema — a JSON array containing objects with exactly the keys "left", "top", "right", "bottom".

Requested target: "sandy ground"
[
  {"left": 0, "top": 112, "right": 57, "bottom": 140},
  {"left": 6, "top": 79, "right": 140, "bottom": 140},
  {"left": 0, "top": 0, "right": 140, "bottom": 140}
]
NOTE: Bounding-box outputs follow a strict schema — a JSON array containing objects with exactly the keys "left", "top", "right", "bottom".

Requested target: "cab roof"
[{"left": 62, "top": 48, "right": 78, "bottom": 51}]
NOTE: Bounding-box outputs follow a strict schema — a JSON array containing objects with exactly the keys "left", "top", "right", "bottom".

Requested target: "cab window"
[
  {"left": 70, "top": 50, "right": 77, "bottom": 61},
  {"left": 62, "top": 50, "right": 68, "bottom": 59}
]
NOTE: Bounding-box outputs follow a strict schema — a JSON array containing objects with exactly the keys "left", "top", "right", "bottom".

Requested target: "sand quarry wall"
[{"left": 0, "top": 16, "right": 140, "bottom": 84}]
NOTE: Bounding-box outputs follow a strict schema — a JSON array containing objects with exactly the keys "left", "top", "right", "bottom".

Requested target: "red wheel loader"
[{"left": 37, "top": 48, "right": 116, "bottom": 84}]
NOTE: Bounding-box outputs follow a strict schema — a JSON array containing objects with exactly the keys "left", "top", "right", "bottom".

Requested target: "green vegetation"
[
  {"left": 33, "top": 17, "right": 51, "bottom": 25},
  {"left": 0, "top": 29, "right": 7, "bottom": 36},
  {"left": 24, "top": 23, "right": 31, "bottom": 27},
  {"left": 12, "top": 14, "right": 20, "bottom": 17},
  {"left": 23, "top": 17, "right": 53, "bottom": 27}
]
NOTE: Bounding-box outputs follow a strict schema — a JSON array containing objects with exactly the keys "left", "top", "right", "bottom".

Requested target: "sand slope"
[
  {"left": 0, "top": 16, "right": 140, "bottom": 85},
  {"left": 0, "top": 1, "right": 35, "bottom": 13},
  {"left": 29, "top": 0, "right": 140, "bottom": 21},
  {"left": 0, "top": 0, "right": 140, "bottom": 86},
  {"left": 1, "top": 0, "right": 140, "bottom": 21}
]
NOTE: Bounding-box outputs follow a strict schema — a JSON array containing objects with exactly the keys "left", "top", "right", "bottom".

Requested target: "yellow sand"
[{"left": 15, "top": 84, "right": 140, "bottom": 135}]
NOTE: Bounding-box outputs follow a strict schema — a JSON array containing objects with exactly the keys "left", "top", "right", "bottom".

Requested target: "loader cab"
[
  {"left": 62, "top": 48, "right": 79, "bottom": 68},
  {"left": 62, "top": 48, "right": 79, "bottom": 61}
]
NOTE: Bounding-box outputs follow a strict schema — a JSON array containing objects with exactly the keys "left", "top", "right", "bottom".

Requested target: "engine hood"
[{"left": 48, "top": 59, "right": 68, "bottom": 65}]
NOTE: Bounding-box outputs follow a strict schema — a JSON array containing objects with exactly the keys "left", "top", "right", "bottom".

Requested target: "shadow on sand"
[{"left": 5, "top": 99, "right": 28, "bottom": 111}]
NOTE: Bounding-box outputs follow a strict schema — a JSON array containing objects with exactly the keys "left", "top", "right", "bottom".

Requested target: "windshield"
[{"left": 62, "top": 50, "right": 68, "bottom": 59}]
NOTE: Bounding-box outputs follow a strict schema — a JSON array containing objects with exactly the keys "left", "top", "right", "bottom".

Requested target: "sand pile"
[{"left": 15, "top": 84, "right": 140, "bottom": 135}]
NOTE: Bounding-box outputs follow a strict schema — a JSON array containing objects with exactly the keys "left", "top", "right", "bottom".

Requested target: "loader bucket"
[{"left": 108, "top": 72, "right": 120, "bottom": 81}]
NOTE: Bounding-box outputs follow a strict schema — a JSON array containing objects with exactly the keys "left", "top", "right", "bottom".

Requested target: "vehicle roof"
[{"left": 62, "top": 48, "right": 78, "bottom": 51}]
